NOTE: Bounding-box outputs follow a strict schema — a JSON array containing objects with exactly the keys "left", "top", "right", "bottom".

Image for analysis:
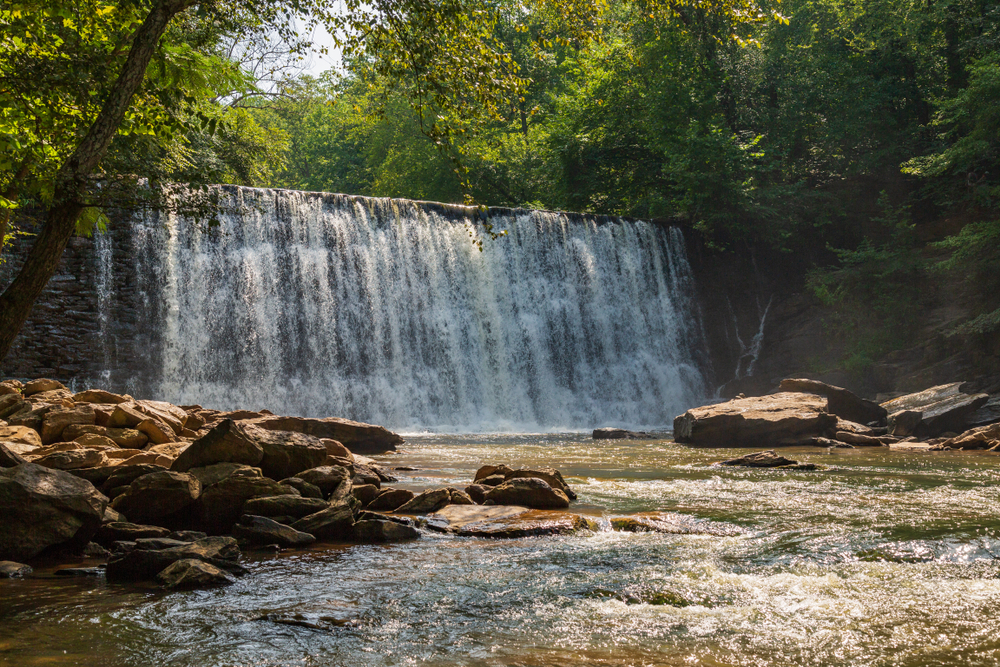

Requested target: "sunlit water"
[{"left": 4, "top": 436, "right": 1000, "bottom": 666}]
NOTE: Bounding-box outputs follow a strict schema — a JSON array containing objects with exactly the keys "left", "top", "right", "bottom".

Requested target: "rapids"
[{"left": 4, "top": 436, "right": 1000, "bottom": 666}]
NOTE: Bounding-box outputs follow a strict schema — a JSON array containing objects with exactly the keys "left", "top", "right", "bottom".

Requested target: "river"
[{"left": 3, "top": 434, "right": 1000, "bottom": 666}]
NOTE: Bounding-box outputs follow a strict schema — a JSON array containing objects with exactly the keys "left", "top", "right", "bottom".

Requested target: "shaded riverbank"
[{"left": 4, "top": 434, "right": 1000, "bottom": 666}]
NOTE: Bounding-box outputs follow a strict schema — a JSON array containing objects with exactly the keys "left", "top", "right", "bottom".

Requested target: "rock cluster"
[{"left": 673, "top": 378, "right": 998, "bottom": 451}]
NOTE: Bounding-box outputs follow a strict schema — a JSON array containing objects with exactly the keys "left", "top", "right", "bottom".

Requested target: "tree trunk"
[{"left": 0, "top": 0, "right": 194, "bottom": 362}]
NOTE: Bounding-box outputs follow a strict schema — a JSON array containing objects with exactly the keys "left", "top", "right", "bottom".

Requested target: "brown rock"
[
  {"left": 592, "top": 428, "right": 658, "bottom": 440},
  {"left": 110, "top": 471, "right": 202, "bottom": 524},
  {"left": 34, "top": 449, "right": 107, "bottom": 470},
  {"left": 351, "top": 483, "right": 380, "bottom": 506},
  {"left": 72, "top": 390, "right": 129, "bottom": 405},
  {"left": 109, "top": 404, "right": 149, "bottom": 429},
  {"left": 426, "top": 505, "right": 595, "bottom": 538},
  {"left": 447, "top": 488, "right": 475, "bottom": 505},
  {"left": 171, "top": 420, "right": 264, "bottom": 472},
  {"left": 295, "top": 466, "right": 351, "bottom": 499},
  {"left": 503, "top": 468, "right": 577, "bottom": 500},
  {"left": 250, "top": 416, "right": 403, "bottom": 455},
  {"left": 464, "top": 484, "right": 489, "bottom": 504},
  {"left": 883, "top": 383, "right": 991, "bottom": 437},
  {"left": 609, "top": 512, "right": 739, "bottom": 536},
  {"left": 0, "top": 443, "right": 29, "bottom": 468},
  {"left": 104, "top": 449, "right": 147, "bottom": 461},
  {"left": 351, "top": 518, "right": 419, "bottom": 543},
  {"left": 0, "top": 394, "right": 26, "bottom": 419},
  {"left": 105, "top": 427, "right": 148, "bottom": 449},
  {"left": 155, "top": 558, "right": 235, "bottom": 588},
  {"left": 256, "top": 430, "right": 329, "bottom": 481},
  {"left": 41, "top": 405, "right": 96, "bottom": 445},
  {"left": 22, "top": 379, "right": 65, "bottom": 396},
  {"left": 395, "top": 488, "right": 452, "bottom": 514},
  {"left": 833, "top": 431, "right": 886, "bottom": 446},
  {"left": 137, "top": 418, "right": 175, "bottom": 445},
  {"left": 106, "top": 536, "right": 241, "bottom": 581},
  {"left": 484, "top": 478, "right": 570, "bottom": 510},
  {"left": 320, "top": 438, "right": 353, "bottom": 460},
  {"left": 232, "top": 515, "right": 316, "bottom": 546},
  {"left": 0, "top": 463, "right": 108, "bottom": 561},
  {"left": 242, "top": 495, "right": 329, "bottom": 519},
  {"left": 366, "top": 488, "right": 415, "bottom": 512},
  {"left": 0, "top": 424, "right": 42, "bottom": 449},
  {"left": 673, "top": 393, "right": 837, "bottom": 447},
  {"left": 63, "top": 424, "right": 106, "bottom": 440},
  {"left": 779, "top": 378, "right": 887, "bottom": 425},
  {"left": 940, "top": 423, "right": 1000, "bottom": 450},
  {"left": 718, "top": 450, "right": 797, "bottom": 467},
  {"left": 74, "top": 433, "right": 120, "bottom": 450},
  {"left": 197, "top": 467, "right": 299, "bottom": 534},
  {"left": 474, "top": 464, "right": 514, "bottom": 482},
  {"left": 290, "top": 502, "right": 355, "bottom": 540}
]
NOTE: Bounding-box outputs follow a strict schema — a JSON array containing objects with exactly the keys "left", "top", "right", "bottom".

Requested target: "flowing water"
[
  {"left": 5, "top": 436, "right": 1000, "bottom": 666},
  {"left": 101, "top": 188, "right": 705, "bottom": 431}
]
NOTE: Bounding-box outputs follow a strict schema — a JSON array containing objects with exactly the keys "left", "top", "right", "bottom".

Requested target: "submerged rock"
[
  {"left": 351, "top": 518, "right": 420, "bottom": 543},
  {"left": 718, "top": 450, "right": 798, "bottom": 468},
  {"left": 609, "top": 512, "right": 741, "bottom": 536},
  {"left": 106, "top": 536, "right": 242, "bottom": 582},
  {"left": 0, "top": 463, "right": 107, "bottom": 561},
  {"left": 674, "top": 393, "right": 838, "bottom": 448}
]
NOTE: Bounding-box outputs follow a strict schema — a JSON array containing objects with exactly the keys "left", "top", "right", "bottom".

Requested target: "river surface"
[{"left": 4, "top": 434, "right": 1000, "bottom": 666}]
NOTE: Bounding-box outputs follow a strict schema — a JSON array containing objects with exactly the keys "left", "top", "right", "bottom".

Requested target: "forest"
[{"left": 1, "top": 0, "right": 999, "bottom": 372}]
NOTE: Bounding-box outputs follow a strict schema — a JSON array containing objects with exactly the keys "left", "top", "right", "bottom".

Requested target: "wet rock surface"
[{"left": 674, "top": 392, "right": 838, "bottom": 448}]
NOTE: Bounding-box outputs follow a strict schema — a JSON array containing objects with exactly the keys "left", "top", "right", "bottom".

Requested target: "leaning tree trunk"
[{"left": 0, "top": 0, "right": 195, "bottom": 362}]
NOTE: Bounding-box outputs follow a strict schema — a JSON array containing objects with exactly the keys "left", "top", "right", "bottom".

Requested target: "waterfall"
[{"left": 96, "top": 186, "right": 707, "bottom": 432}]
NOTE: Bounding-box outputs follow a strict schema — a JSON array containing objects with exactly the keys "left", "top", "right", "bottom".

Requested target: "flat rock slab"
[
  {"left": 779, "top": 378, "right": 886, "bottom": 425},
  {"left": 718, "top": 450, "right": 797, "bottom": 467},
  {"left": 674, "top": 393, "right": 838, "bottom": 448},
  {"left": 426, "top": 505, "right": 596, "bottom": 538},
  {"left": 248, "top": 416, "right": 403, "bottom": 455},
  {"left": 889, "top": 442, "right": 941, "bottom": 452},
  {"left": 592, "top": 428, "right": 659, "bottom": 440}
]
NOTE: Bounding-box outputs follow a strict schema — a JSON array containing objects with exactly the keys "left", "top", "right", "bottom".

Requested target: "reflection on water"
[{"left": 4, "top": 435, "right": 1000, "bottom": 666}]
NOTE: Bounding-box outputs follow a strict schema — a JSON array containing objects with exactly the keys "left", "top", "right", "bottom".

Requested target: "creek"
[{"left": 4, "top": 435, "right": 1000, "bottom": 666}]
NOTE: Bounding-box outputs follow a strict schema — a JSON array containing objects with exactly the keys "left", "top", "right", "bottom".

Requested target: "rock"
[
  {"left": 673, "top": 393, "right": 838, "bottom": 447},
  {"left": 592, "top": 428, "right": 658, "bottom": 440},
  {"left": 0, "top": 424, "right": 42, "bottom": 449},
  {"left": 256, "top": 431, "right": 329, "bottom": 481},
  {"left": 108, "top": 404, "right": 149, "bottom": 429},
  {"left": 0, "top": 443, "right": 28, "bottom": 468},
  {"left": 167, "top": 530, "right": 207, "bottom": 542},
  {"left": 351, "top": 464, "right": 382, "bottom": 488},
  {"left": 95, "top": 522, "right": 172, "bottom": 546},
  {"left": 232, "top": 515, "right": 316, "bottom": 546},
  {"left": 105, "top": 428, "right": 148, "bottom": 449},
  {"left": 63, "top": 424, "right": 106, "bottom": 440},
  {"left": 889, "top": 441, "right": 938, "bottom": 452},
  {"left": 320, "top": 438, "right": 353, "bottom": 460},
  {"left": 136, "top": 418, "right": 175, "bottom": 445},
  {"left": 156, "top": 558, "right": 236, "bottom": 589},
  {"left": 718, "top": 450, "right": 797, "bottom": 467},
  {"left": 171, "top": 420, "right": 265, "bottom": 472},
  {"left": 133, "top": 400, "right": 187, "bottom": 435},
  {"left": 280, "top": 477, "right": 324, "bottom": 499},
  {"left": 6, "top": 403, "right": 50, "bottom": 431},
  {"left": 101, "top": 464, "right": 173, "bottom": 493},
  {"left": 427, "top": 505, "right": 596, "bottom": 538},
  {"left": 295, "top": 466, "right": 351, "bottom": 499},
  {"left": 474, "top": 464, "right": 514, "bottom": 482},
  {"left": 290, "top": 502, "right": 355, "bottom": 540},
  {"left": 250, "top": 415, "right": 403, "bottom": 455},
  {"left": 351, "top": 519, "right": 420, "bottom": 543},
  {"left": 22, "top": 379, "right": 65, "bottom": 396},
  {"left": 779, "top": 378, "right": 887, "bottom": 425},
  {"left": 197, "top": 467, "right": 299, "bottom": 534},
  {"left": 83, "top": 541, "right": 110, "bottom": 557},
  {"left": 242, "top": 495, "right": 329, "bottom": 519},
  {"left": 106, "top": 536, "right": 241, "bottom": 581},
  {"left": 940, "top": 423, "right": 1000, "bottom": 450},
  {"left": 395, "top": 488, "right": 452, "bottom": 514},
  {"left": 484, "top": 478, "right": 570, "bottom": 509},
  {"left": 833, "top": 431, "right": 886, "bottom": 446},
  {"left": 609, "top": 512, "right": 740, "bottom": 536},
  {"left": 42, "top": 405, "right": 94, "bottom": 445},
  {"left": 103, "top": 506, "right": 124, "bottom": 522},
  {"left": 476, "top": 474, "right": 506, "bottom": 487},
  {"left": 0, "top": 393, "right": 25, "bottom": 419},
  {"left": 883, "top": 383, "right": 991, "bottom": 437},
  {"left": 72, "top": 390, "right": 129, "bottom": 405},
  {"left": 0, "top": 463, "right": 108, "bottom": 561},
  {"left": 502, "top": 468, "right": 577, "bottom": 500},
  {"left": 351, "top": 484, "right": 380, "bottom": 505},
  {"left": 448, "top": 488, "right": 475, "bottom": 505},
  {"left": 34, "top": 448, "right": 107, "bottom": 470},
  {"left": 0, "top": 561, "right": 32, "bottom": 577},
  {"left": 366, "top": 488, "right": 415, "bottom": 512},
  {"left": 464, "top": 484, "right": 488, "bottom": 504},
  {"left": 110, "top": 471, "right": 202, "bottom": 525},
  {"left": 74, "top": 433, "right": 120, "bottom": 450},
  {"left": 967, "top": 396, "right": 1000, "bottom": 428}
]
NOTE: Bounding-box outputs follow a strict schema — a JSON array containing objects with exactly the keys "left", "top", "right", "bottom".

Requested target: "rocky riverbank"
[{"left": 1, "top": 378, "right": 699, "bottom": 589}]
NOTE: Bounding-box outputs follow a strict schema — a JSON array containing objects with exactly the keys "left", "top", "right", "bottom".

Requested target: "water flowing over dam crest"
[{"left": 90, "top": 186, "right": 706, "bottom": 431}]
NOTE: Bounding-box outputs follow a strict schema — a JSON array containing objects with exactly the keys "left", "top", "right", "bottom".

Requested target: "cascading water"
[{"left": 97, "top": 186, "right": 706, "bottom": 431}]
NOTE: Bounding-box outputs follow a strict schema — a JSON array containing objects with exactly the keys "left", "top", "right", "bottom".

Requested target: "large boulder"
[
  {"left": 673, "top": 393, "right": 838, "bottom": 447},
  {"left": 501, "top": 468, "right": 576, "bottom": 500},
  {"left": 171, "top": 419, "right": 265, "bottom": 472},
  {"left": 0, "top": 464, "right": 108, "bottom": 561},
  {"left": 882, "top": 383, "right": 990, "bottom": 437},
  {"left": 72, "top": 389, "right": 129, "bottom": 405},
  {"left": 22, "top": 379, "right": 64, "bottom": 396},
  {"left": 778, "top": 378, "right": 887, "bottom": 425},
  {"left": 366, "top": 488, "right": 415, "bottom": 512},
  {"left": 249, "top": 416, "right": 403, "bottom": 455},
  {"left": 255, "top": 430, "right": 329, "bottom": 481},
  {"left": 110, "top": 471, "right": 202, "bottom": 525},
  {"left": 290, "top": 502, "right": 355, "bottom": 540},
  {"left": 484, "top": 478, "right": 570, "bottom": 509},
  {"left": 231, "top": 515, "right": 316, "bottom": 546},
  {"left": 294, "top": 466, "right": 351, "bottom": 499},
  {"left": 106, "top": 536, "right": 241, "bottom": 581},
  {"left": 939, "top": 423, "right": 1000, "bottom": 450},
  {"left": 395, "top": 488, "right": 452, "bottom": 514},
  {"left": 0, "top": 424, "right": 42, "bottom": 449}
]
